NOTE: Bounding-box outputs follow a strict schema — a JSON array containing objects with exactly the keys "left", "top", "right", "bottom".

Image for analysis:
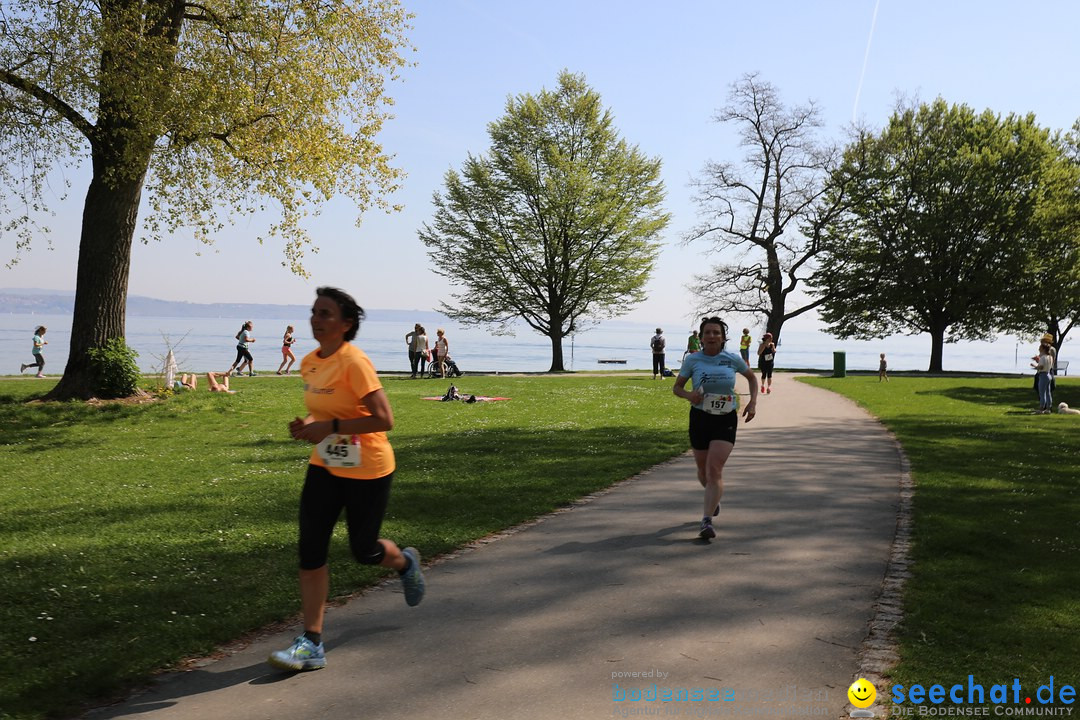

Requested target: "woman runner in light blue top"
[{"left": 672, "top": 316, "right": 759, "bottom": 540}]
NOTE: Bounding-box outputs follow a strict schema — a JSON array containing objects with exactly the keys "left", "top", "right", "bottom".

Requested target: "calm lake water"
[{"left": 1, "top": 311, "right": 1063, "bottom": 378}]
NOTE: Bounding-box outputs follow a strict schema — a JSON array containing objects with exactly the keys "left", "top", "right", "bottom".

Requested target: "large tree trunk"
[
  {"left": 548, "top": 332, "right": 566, "bottom": 372},
  {"left": 45, "top": 169, "right": 145, "bottom": 400},
  {"left": 765, "top": 285, "right": 785, "bottom": 346},
  {"left": 927, "top": 323, "right": 946, "bottom": 373}
]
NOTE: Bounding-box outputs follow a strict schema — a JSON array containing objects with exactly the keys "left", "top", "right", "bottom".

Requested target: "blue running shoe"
[
  {"left": 699, "top": 519, "right": 716, "bottom": 540},
  {"left": 268, "top": 635, "right": 326, "bottom": 671},
  {"left": 401, "top": 547, "right": 425, "bottom": 606}
]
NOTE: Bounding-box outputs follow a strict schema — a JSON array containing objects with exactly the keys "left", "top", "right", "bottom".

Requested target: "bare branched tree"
[{"left": 684, "top": 73, "right": 844, "bottom": 343}]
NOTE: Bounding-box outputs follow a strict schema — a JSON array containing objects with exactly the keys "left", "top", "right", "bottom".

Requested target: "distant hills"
[{"left": 0, "top": 288, "right": 446, "bottom": 323}]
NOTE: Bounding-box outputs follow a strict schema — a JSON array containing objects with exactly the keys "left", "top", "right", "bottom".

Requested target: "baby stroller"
[{"left": 425, "top": 354, "right": 463, "bottom": 379}]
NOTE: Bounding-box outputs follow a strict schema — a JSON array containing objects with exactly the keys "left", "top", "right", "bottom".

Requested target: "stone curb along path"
[{"left": 844, "top": 430, "right": 912, "bottom": 720}]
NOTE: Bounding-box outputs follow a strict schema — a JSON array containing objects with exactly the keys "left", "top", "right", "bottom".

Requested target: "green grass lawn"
[
  {"left": 802, "top": 375, "right": 1080, "bottom": 698},
  {"left": 4, "top": 372, "right": 1078, "bottom": 718},
  {"left": 0, "top": 374, "right": 688, "bottom": 720}
]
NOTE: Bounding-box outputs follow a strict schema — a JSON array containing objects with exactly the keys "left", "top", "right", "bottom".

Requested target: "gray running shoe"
[
  {"left": 400, "top": 547, "right": 426, "bottom": 606},
  {"left": 268, "top": 635, "right": 326, "bottom": 671}
]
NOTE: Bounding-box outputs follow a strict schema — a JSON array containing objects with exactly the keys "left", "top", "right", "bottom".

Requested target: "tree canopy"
[
  {"left": 684, "top": 73, "right": 844, "bottom": 344},
  {"left": 418, "top": 71, "right": 668, "bottom": 372},
  {"left": 811, "top": 99, "right": 1059, "bottom": 372},
  {"left": 997, "top": 126, "right": 1080, "bottom": 352},
  {"left": 0, "top": 0, "right": 412, "bottom": 397}
]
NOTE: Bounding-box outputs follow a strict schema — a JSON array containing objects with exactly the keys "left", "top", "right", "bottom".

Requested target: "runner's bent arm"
[
  {"left": 290, "top": 389, "right": 395, "bottom": 443},
  {"left": 740, "top": 368, "right": 759, "bottom": 422}
]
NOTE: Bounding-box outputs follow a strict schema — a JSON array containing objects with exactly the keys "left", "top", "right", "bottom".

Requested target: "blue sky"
[{"left": 5, "top": 0, "right": 1080, "bottom": 329}]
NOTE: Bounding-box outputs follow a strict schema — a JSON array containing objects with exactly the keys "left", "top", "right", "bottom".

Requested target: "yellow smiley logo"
[{"left": 848, "top": 678, "right": 877, "bottom": 708}]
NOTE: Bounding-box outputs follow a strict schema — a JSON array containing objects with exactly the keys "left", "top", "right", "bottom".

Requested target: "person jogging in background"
[
  {"left": 278, "top": 325, "right": 297, "bottom": 375},
  {"left": 20, "top": 326, "right": 48, "bottom": 378},
  {"left": 227, "top": 321, "right": 256, "bottom": 376},
  {"left": 269, "top": 286, "right": 424, "bottom": 672},
  {"left": 673, "top": 316, "right": 759, "bottom": 541},
  {"left": 757, "top": 332, "right": 776, "bottom": 395}
]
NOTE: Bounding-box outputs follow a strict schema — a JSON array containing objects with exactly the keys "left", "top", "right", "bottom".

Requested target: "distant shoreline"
[{"left": 0, "top": 288, "right": 443, "bottom": 322}]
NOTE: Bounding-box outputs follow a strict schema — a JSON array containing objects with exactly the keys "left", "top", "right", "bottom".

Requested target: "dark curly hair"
[
  {"left": 698, "top": 316, "right": 729, "bottom": 350},
  {"left": 316, "top": 287, "right": 365, "bottom": 342}
]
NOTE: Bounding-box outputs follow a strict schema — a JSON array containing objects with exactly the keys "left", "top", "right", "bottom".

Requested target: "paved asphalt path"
[{"left": 84, "top": 372, "right": 901, "bottom": 720}]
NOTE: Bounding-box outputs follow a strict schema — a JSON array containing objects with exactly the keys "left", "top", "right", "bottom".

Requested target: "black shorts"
[
  {"left": 688, "top": 406, "right": 738, "bottom": 450},
  {"left": 298, "top": 464, "right": 393, "bottom": 569},
  {"left": 759, "top": 362, "right": 774, "bottom": 380}
]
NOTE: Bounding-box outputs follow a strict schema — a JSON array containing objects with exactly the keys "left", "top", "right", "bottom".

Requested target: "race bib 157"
[{"left": 702, "top": 393, "right": 736, "bottom": 415}]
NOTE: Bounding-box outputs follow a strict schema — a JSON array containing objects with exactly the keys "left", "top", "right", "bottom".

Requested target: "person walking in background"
[
  {"left": 757, "top": 332, "right": 776, "bottom": 394},
  {"left": 227, "top": 321, "right": 256, "bottom": 376},
  {"left": 406, "top": 324, "right": 430, "bottom": 379},
  {"left": 269, "top": 286, "right": 424, "bottom": 672},
  {"left": 739, "top": 328, "right": 752, "bottom": 364},
  {"left": 1032, "top": 341, "right": 1054, "bottom": 414},
  {"left": 673, "top": 316, "right": 759, "bottom": 540},
  {"left": 879, "top": 353, "right": 889, "bottom": 382},
  {"left": 405, "top": 324, "right": 421, "bottom": 378},
  {"left": 651, "top": 327, "right": 666, "bottom": 379},
  {"left": 278, "top": 325, "right": 297, "bottom": 375},
  {"left": 434, "top": 328, "right": 449, "bottom": 378},
  {"left": 20, "top": 325, "right": 48, "bottom": 378},
  {"left": 417, "top": 326, "right": 430, "bottom": 377}
]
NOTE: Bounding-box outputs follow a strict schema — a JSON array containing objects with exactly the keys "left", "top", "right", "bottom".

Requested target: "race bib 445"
[{"left": 317, "top": 434, "right": 362, "bottom": 468}]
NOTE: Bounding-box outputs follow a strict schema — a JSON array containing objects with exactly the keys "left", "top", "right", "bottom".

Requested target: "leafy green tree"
[
  {"left": 684, "top": 73, "right": 846, "bottom": 343},
  {"left": 419, "top": 71, "right": 668, "bottom": 372},
  {"left": 811, "top": 99, "right": 1057, "bottom": 372},
  {"left": 0, "top": 0, "right": 411, "bottom": 398},
  {"left": 998, "top": 128, "right": 1080, "bottom": 355}
]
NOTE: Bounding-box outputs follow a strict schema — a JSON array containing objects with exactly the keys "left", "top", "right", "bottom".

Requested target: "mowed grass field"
[
  {"left": 802, "top": 375, "right": 1080, "bottom": 700},
  {"left": 2, "top": 371, "right": 1077, "bottom": 718},
  {"left": 0, "top": 373, "right": 688, "bottom": 719}
]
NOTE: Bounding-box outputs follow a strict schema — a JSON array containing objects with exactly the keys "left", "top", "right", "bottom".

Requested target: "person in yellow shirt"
[
  {"left": 738, "top": 328, "right": 752, "bottom": 363},
  {"left": 268, "top": 286, "right": 425, "bottom": 672}
]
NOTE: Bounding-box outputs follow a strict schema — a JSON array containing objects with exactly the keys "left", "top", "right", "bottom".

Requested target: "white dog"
[{"left": 1058, "top": 402, "right": 1080, "bottom": 415}]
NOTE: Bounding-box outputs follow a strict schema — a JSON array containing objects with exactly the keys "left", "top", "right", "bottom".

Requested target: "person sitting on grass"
[{"left": 206, "top": 371, "right": 236, "bottom": 394}]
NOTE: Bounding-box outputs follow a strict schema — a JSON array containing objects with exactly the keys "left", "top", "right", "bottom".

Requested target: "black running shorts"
[
  {"left": 688, "top": 406, "right": 738, "bottom": 450},
  {"left": 298, "top": 464, "right": 393, "bottom": 569}
]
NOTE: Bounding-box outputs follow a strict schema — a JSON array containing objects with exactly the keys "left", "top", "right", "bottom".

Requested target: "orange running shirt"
[{"left": 301, "top": 343, "right": 395, "bottom": 479}]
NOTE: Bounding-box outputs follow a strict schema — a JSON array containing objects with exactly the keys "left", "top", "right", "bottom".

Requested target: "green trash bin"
[{"left": 833, "top": 351, "right": 846, "bottom": 378}]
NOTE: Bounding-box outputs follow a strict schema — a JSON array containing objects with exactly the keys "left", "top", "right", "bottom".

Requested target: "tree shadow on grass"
[
  {"left": 914, "top": 383, "right": 1035, "bottom": 407},
  {"left": 913, "top": 381, "right": 1080, "bottom": 416}
]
